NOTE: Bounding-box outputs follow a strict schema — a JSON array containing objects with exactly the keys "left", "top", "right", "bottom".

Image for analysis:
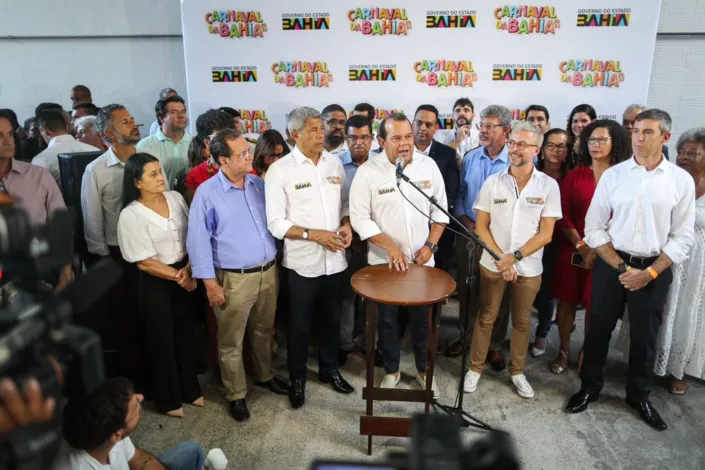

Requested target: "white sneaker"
[
  {"left": 415, "top": 372, "right": 440, "bottom": 399},
  {"left": 380, "top": 373, "right": 400, "bottom": 389},
  {"left": 463, "top": 370, "right": 481, "bottom": 393},
  {"left": 511, "top": 374, "right": 535, "bottom": 399}
]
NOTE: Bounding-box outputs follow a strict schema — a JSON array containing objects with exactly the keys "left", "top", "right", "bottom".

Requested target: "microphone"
[{"left": 395, "top": 157, "right": 404, "bottom": 185}]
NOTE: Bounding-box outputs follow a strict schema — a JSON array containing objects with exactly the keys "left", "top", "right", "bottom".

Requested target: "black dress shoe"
[
  {"left": 254, "top": 376, "right": 290, "bottom": 395},
  {"left": 338, "top": 348, "right": 351, "bottom": 367},
  {"left": 319, "top": 368, "right": 355, "bottom": 394},
  {"left": 229, "top": 399, "right": 250, "bottom": 422},
  {"left": 626, "top": 398, "right": 667, "bottom": 431},
  {"left": 566, "top": 390, "right": 600, "bottom": 413},
  {"left": 289, "top": 379, "right": 306, "bottom": 409}
]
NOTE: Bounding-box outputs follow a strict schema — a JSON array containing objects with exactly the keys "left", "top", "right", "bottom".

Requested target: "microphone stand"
[{"left": 397, "top": 172, "right": 497, "bottom": 432}]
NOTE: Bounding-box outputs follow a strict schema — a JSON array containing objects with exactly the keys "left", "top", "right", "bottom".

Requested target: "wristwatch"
[
  {"left": 302, "top": 229, "right": 310, "bottom": 240},
  {"left": 424, "top": 241, "right": 439, "bottom": 253},
  {"left": 617, "top": 262, "right": 629, "bottom": 274},
  {"left": 513, "top": 250, "right": 524, "bottom": 261}
]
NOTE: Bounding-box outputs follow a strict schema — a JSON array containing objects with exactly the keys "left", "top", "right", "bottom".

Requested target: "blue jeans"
[
  {"left": 158, "top": 440, "right": 206, "bottom": 470},
  {"left": 534, "top": 240, "right": 558, "bottom": 339}
]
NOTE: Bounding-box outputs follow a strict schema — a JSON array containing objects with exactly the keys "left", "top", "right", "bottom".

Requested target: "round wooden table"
[{"left": 351, "top": 264, "right": 456, "bottom": 455}]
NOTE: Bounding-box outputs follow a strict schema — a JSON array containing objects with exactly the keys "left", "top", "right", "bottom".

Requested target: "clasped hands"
[
  {"left": 309, "top": 225, "right": 353, "bottom": 252},
  {"left": 495, "top": 253, "right": 519, "bottom": 282},
  {"left": 618, "top": 267, "right": 653, "bottom": 291},
  {"left": 175, "top": 266, "right": 197, "bottom": 292}
]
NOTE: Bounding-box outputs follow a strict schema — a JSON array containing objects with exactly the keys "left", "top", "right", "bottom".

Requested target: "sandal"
[
  {"left": 669, "top": 376, "right": 687, "bottom": 395},
  {"left": 550, "top": 350, "right": 569, "bottom": 374}
]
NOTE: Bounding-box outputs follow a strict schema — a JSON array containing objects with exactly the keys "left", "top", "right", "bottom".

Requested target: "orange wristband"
[
  {"left": 576, "top": 240, "right": 585, "bottom": 249},
  {"left": 646, "top": 267, "right": 658, "bottom": 280}
]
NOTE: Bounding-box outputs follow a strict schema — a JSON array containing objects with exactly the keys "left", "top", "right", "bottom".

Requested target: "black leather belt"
[
  {"left": 617, "top": 251, "right": 658, "bottom": 267},
  {"left": 222, "top": 259, "right": 276, "bottom": 274}
]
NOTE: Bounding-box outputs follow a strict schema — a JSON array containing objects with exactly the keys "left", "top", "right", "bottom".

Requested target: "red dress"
[
  {"left": 185, "top": 161, "right": 219, "bottom": 192},
  {"left": 552, "top": 166, "right": 595, "bottom": 310}
]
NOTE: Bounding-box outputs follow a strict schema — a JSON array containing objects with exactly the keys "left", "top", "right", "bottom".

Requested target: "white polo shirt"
[
  {"left": 266, "top": 146, "right": 349, "bottom": 278},
  {"left": 473, "top": 167, "right": 562, "bottom": 276},
  {"left": 350, "top": 151, "right": 449, "bottom": 267}
]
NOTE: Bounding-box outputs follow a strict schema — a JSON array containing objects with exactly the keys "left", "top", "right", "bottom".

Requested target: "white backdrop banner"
[{"left": 181, "top": 0, "right": 661, "bottom": 134}]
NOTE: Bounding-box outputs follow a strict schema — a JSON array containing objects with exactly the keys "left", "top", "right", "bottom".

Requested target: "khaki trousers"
[
  {"left": 470, "top": 265, "right": 541, "bottom": 375},
  {"left": 214, "top": 266, "right": 278, "bottom": 400}
]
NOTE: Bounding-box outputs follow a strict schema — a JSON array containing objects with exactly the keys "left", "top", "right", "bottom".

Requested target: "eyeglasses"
[
  {"left": 677, "top": 150, "right": 705, "bottom": 159},
  {"left": 347, "top": 135, "right": 372, "bottom": 143},
  {"left": 325, "top": 119, "right": 347, "bottom": 128},
  {"left": 507, "top": 140, "right": 539, "bottom": 150},
  {"left": 544, "top": 143, "right": 568, "bottom": 152},
  {"left": 587, "top": 137, "right": 611, "bottom": 146},
  {"left": 236, "top": 148, "right": 254, "bottom": 160},
  {"left": 476, "top": 122, "right": 504, "bottom": 131}
]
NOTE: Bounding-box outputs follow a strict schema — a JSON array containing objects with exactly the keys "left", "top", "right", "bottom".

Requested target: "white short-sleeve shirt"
[
  {"left": 52, "top": 437, "right": 135, "bottom": 470},
  {"left": 117, "top": 191, "right": 189, "bottom": 265},
  {"left": 473, "top": 167, "right": 562, "bottom": 276},
  {"left": 350, "top": 152, "right": 449, "bottom": 267}
]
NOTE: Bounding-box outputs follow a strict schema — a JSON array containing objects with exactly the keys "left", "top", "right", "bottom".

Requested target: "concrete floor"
[{"left": 132, "top": 301, "right": 705, "bottom": 470}]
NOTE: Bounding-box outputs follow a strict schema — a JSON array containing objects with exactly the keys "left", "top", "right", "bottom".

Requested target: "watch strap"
[{"left": 424, "top": 241, "right": 438, "bottom": 253}]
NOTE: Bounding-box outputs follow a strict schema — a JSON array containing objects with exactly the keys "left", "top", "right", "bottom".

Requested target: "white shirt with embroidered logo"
[
  {"left": 350, "top": 151, "right": 449, "bottom": 267},
  {"left": 266, "top": 146, "right": 349, "bottom": 278},
  {"left": 473, "top": 167, "right": 562, "bottom": 276}
]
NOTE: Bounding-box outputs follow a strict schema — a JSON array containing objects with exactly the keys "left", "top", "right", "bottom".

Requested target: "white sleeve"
[
  {"left": 542, "top": 178, "right": 563, "bottom": 219},
  {"left": 349, "top": 168, "right": 382, "bottom": 241},
  {"left": 81, "top": 166, "right": 110, "bottom": 256},
  {"left": 117, "top": 208, "right": 157, "bottom": 263},
  {"left": 584, "top": 172, "right": 613, "bottom": 249},
  {"left": 265, "top": 164, "right": 294, "bottom": 239},
  {"left": 121, "top": 437, "right": 136, "bottom": 462},
  {"left": 472, "top": 177, "right": 493, "bottom": 214},
  {"left": 430, "top": 162, "right": 450, "bottom": 224},
  {"left": 663, "top": 175, "right": 696, "bottom": 264}
]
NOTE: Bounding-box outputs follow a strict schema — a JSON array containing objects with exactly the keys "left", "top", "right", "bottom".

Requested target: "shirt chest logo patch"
[
  {"left": 295, "top": 182, "right": 312, "bottom": 190},
  {"left": 494, "top": 198, "right": 508, "bottom": 204},
  {"left": 526, "top": 197, "right": 544, "bottom": 206},
  {"left": 413, "top": 180, "right": 432, "bottom": 190},
  {"left": 327, "top": 176, "right": 342, "bottom": 185},
  {"left": 378, "top": 187, "right": 396, "bottom": 195}
]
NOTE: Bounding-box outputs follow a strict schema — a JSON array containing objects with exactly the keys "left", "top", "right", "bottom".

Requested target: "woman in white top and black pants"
[{"left": 117, "top": 152, "right": 203, "bottom": 418}]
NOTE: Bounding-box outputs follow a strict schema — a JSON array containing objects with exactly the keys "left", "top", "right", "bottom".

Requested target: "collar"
[
  {"left": 502, "top": 165, "right": 537, "bottom": 181},
  {"left": 156, "top": 128, "right": 192, "bottom": 144},
  {"left": 627, "top": 155, "right": 669, "bottom": 173},
  {"left": 340, "top": 151, "right": 367, "bottom": 167},
  {"left": 105, "top": 147, "right": 124, "bottom": 167},
  {"left": 481, "top": 144, "right": 509, "bottom": 163},
  {"left": 8, "top": 159, "right": 30, "bottom": 175},
  {"left": 292, "top": 146, "right": 328, "bottom": 165},
  {"left": 376, "top": 151, "right": 419, "bottom": 170},
  {"left": 48, "top": 134, "right": 76, "bottom": 147},
  {"left": 416, "top": 142, "right": 432, "bottom": 156},
  {"left": 217, "top": 169, "right": 252, "bottom": 192}
]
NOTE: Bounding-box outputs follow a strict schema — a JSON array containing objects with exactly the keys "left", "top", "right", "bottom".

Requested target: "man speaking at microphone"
[{"left": 350, "top": 114, "right": 448, "bottom": 397}]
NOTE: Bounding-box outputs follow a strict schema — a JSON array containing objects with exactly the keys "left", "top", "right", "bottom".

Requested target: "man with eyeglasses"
[
  {"left": 137, "top": 95, "right": 192, "bottom": 189},
  {"left": 187, "top": 128, "right": 288, "bottom": 422},
  {"left": 322, "top": 104, "right": 349, "bottom": 156},
  {"left": 434, "top": 97, "right": 481, "bottom": 161},
  {"left": 568, "top": 109, "right": 695, "bottom": 430},
  {"left": 465, "top": 121, "right": 561, "bottom": 399},
  {"left": 525, "top": 105, "right": 551, "bottom": 134},
  {"left": 447, "top": 105, "right": 512, "bottom": 364},
  {"left": 266, "top": 106, "right": 355, "bottom": 410}
]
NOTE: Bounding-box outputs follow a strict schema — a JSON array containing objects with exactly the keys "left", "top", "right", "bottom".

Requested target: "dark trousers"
[
  {"left": 534, "top": 239, "right": 558, "bottom": 339},
  {"left": 435, "top": 229, "right": 456, "bottom": 273},
  {"left": 287, "top": 269, "right": 346, "bottom": 380},
  {"left": 581, "top": 256, "right": 672, "bottom": 400},
  {"left": 138, "top": 265, "right": 202, "bottom": 413},
  {"left": 378, "top": 304, "right": 429, "bottom": 373}
]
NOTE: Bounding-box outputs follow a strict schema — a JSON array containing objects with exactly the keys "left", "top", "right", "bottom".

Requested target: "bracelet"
[
  {"left": 576, "top": 240, "right": 585, "bottom": 249},
  {"left": 646, "top": 267, "right": 658, "bottom": 280}
]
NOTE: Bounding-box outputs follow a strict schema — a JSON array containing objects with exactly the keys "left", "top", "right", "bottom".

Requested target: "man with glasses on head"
[
  {"left": 434, "top": 97, "right": 481, "bottom": 162},
  {"left": 187, "top": 128, "right": 288, "bottom": 422},
  {"left": 525, "top": 105, "right": 551, "bottom": 134},
  {"left": 447, "top": 105, "right": 512, "bottom": 364},
  {"left": 464, "top": 121, "right": 561, "bottom": 398},
  {"left": 322, "top": 104, "right": 349, "bottom": 156}
]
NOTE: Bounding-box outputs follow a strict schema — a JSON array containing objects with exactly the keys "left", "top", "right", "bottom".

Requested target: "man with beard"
[
  {"left": 137, "top": 95, "right": 192, "bottom": 189},
  {"left": 413, "top": 104, "right": 459, "bottom": 273},
  {"left": 434, "top": 98, "right": 480, "bottom": 161},
  {"left": 322, "top": 104, "right": 349, "bottom": 156}
]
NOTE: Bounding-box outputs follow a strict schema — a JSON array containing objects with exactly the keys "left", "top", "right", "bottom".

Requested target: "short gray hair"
[
  {"left": 510, "top": 121, "right": 544, "bottom": 146},
  {"left": 635, "top": 108, "right": 672, "bottom": 134},
  {"left": 286, "top": 107, "right": 322, "bottom": 134},
  {"left": 676, "top": 127, "right": 705, "bottom": 154},
  {"left": 74, "top": 115, "right": 100, "bottom": 135},
  {"left": 159, "top": 87, "right": 178, "bottom": 100},
  {"left": 480, "top": 105, "right": 512, "bottom": 127},
  {"left": 96, "top": 104, "right": 125, "bottom": 144},
  {"left": 624, "top": 104, "right": 646, "bottom": 115}
]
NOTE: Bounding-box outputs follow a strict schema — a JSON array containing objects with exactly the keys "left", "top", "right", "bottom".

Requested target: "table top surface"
[{"left": 351, "top": 264, "right": 456, "bottom": 306}]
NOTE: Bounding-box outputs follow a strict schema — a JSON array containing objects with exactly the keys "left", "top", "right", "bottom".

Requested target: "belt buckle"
[{"left": 629, "top": 255, "right": 643, "bottom": 265}]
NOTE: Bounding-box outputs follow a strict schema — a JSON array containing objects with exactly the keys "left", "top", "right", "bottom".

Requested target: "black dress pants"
[
  {"left": 138, "top": 265, "right": 202, "bottom": 413},
  {"left": 378, "top": 304, "right": 429, "bottom": 374},
  {"left": 581, "top": 256, "right": 672, "bottom": 400},
  {"left": 287, "top": 269, "right": 346, "bottom": 380}
]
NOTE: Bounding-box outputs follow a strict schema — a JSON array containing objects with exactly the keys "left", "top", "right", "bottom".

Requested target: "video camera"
[{"left": 0, "top": 205, "right": 121, "bottom": 470}]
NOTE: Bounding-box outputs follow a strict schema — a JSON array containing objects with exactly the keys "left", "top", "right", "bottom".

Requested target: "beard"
[
  {"left": 455, "top": 117, "right": 469, "bottom": 127},
  {"left": 326, "top": 133, "right": 345, "bottom": 147}
]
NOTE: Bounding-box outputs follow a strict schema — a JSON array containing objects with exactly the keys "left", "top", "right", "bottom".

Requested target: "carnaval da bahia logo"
[
  {"left": 348, "top": 8, "right": 412, "bottom": 35},
  {"left": 577, "top": 8, "right": 630, "bottom": 27},
  {"left": 211, "top": 66, "right": 257, "bottom": 83},
  {"left": 239, "top": 110, "right": 269, "bottom": 133},
  {"left": 271, "top": 61, "right": 334, "bottom": 88},
  {"left": 495, "top": 5, "right": 560, "bottom": 34},
  {"left": 426, "top": 10, "right": 477, "bottom": 28},
  {"left": 492, "top": 64, "right": 543, "bottom": 81},
  {"left": 415, "top": 60, "right": 477, "bottom": 87},
  {"left": 560, "top": 60, "right": 625, "bottom": 88},
  {"left": 282, "top": 12, "right": 330, "bottom": 30},
  {"left": 348, "top": 65, "right": 397, "bottom": 81},
  {"left": 205, "top": 11, "right": 267, "bottom": 39}
]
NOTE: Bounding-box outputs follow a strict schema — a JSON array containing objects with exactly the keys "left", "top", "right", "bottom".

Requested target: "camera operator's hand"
[{"left": 0, "top": 378, "right": 56, "bottom": 434}]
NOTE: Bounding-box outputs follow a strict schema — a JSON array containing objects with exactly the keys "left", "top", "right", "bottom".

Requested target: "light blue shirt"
[
  {"left": 338, "top": 151, "right": 367, "bottom": 193},
  {"left": 454, "top": 145, "right": 509, "bottom": 222}
]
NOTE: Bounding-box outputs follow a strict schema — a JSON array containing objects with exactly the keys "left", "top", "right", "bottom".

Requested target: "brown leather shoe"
[{"left": 487, "top": 348, "right": 506, "bottom": 371}]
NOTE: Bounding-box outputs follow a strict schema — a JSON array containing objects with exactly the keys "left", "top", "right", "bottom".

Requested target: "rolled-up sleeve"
[
  {"left": 81, "top": 166, "right": 109, "bottom": 256},
  {"left": 265, "top": 165, "right": 294, "bottom": 239},
  {"left": 186, "top": 190, "right": 216, "bottom": 279},
  {"left": 663, "top": 176, "right": 696, "bottom": 264},
  {"left": 349, "top": 169, "right": 382, "bottom": 241},
  {"left": 584, "top": 173, "right": 613, "bottom": 249},
  {"left": 430, "top": 163, "right": 450, "bottom": 224},
  {"left": 472, "top": 177, "right": 492, "bottom": 214}
]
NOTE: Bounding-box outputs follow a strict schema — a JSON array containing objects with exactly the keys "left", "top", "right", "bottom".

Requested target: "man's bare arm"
[
  {"left": 128, "top": 448, "right": 166, "bottom": 470},
  {"left": 594, "top": 242, "right": 625, "bottom": 269}
]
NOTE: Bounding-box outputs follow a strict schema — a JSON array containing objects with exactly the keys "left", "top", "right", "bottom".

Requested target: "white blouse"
[{"left": 117, "top": 191, "right": 189, "bottom": 265}]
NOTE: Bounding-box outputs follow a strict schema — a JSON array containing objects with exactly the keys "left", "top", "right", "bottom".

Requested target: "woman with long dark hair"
[
  {"left": 253, "top": 129, "right": 289, "bottom": 179},
  {"left": 566, "top": 104, "right": 597, "bottom": 164},
  {"left": 551, "top": 120, "right": 631, "bottom": 374},
  {"left": 117, "top": 152, "right": 203, "bottom": 417},
  {"left": 531, "top": 128, "right": 572, "bottom": 356}
]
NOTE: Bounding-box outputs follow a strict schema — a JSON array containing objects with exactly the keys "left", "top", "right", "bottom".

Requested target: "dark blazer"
[{"left": 427, "top": 140, "right": 460, "bottom": 210}]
